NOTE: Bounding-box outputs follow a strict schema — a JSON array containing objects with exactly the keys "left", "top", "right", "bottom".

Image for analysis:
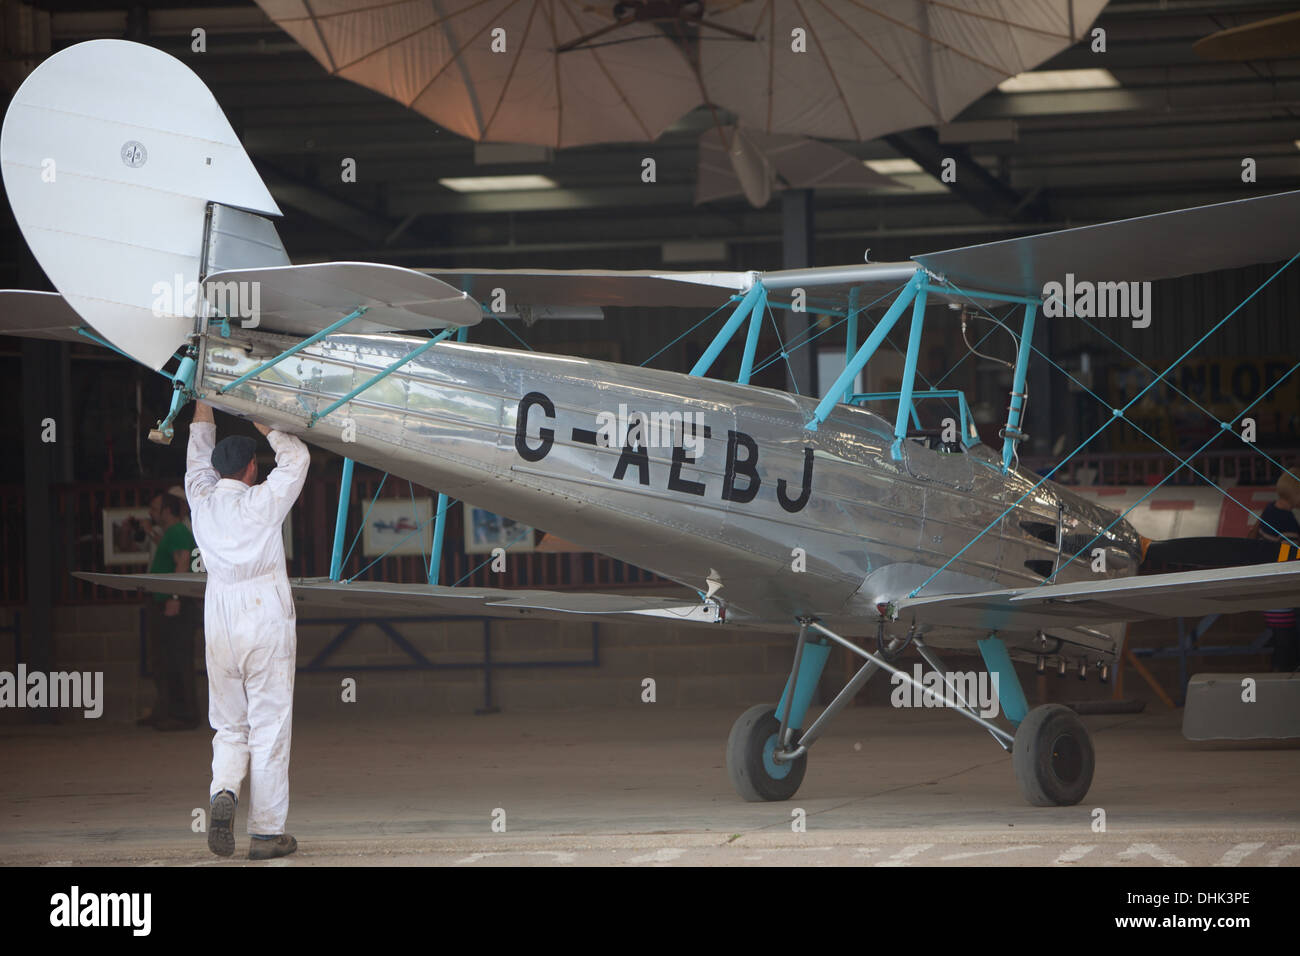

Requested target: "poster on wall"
[
  {"left": 464, "top": 507, "right": 535, "bottom": 554},
  {"left": 362, "top": 498, "right": 433, "bottom": 557},
  {"left": 102, "top": 508, "right": 153, "bottom": 566}
]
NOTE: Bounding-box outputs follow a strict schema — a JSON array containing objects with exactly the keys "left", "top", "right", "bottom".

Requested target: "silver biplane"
[{"left": 4, "top": 40, "right": 1299, "bottom": 806}]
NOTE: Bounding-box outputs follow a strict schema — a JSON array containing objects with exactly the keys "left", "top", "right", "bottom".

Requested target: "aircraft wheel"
[
  {"left": 726, "top": 704, "right": 807, "bottom": 802},
  {"left": 1012, "top": 704, "right": 1094, "bottom": 806}
]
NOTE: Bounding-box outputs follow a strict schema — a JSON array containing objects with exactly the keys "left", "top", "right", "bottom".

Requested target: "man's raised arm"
[
  {"left": 185, "top": 402, "right": 219, "bottom": 502},
  {"left": 247, "top": 423, "right": 311, "bottom": 527}
]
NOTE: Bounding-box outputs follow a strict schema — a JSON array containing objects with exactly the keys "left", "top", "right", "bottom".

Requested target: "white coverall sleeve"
[
  {"left": 244, "top": 430, "right": 311, "bottom": 527},
  {"left": 185, "top": 421, "right": 220, "bottom": 503}
]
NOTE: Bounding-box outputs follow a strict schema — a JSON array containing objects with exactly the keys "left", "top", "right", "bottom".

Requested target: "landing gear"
[
  {"left": 725, "top": 620, "right": 1100, "bottom": 808},
  {"left": 725, "top": 704, "right": 807, "bottom": 802},
  {"left": 1011, "top": 704, "right": 1095, "bottom": 806}
]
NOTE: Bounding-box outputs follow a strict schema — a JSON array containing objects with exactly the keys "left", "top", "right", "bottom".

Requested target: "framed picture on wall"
[
  {"left": 362, "top": 497, "right": 433, "bottom": 557},
  {"left": 464, "top": 507, "right": 535, "bottom": 554},
  {"left": 103, "top": 507, "right": 153, "bottom": 566}
]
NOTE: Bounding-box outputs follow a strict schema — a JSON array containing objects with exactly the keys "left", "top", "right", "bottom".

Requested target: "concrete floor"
[{"left": 2, "top": 706, "right": 1297, "bottom": 866}]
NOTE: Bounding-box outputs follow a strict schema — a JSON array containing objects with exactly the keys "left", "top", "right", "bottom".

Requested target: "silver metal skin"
[{"left": 196, "top": 325, "right": 1141, "bottom": 666}]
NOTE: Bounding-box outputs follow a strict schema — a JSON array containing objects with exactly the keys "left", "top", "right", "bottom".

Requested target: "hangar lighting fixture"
[
  {"left": 997, "top": 69, "right": 1119, "bottom": 93},
  {"left": 438, "top": 175, "right": 559, "bottom": 192},
  {"left": 863, "top": 158, "right": 922, "bottom": 175}
]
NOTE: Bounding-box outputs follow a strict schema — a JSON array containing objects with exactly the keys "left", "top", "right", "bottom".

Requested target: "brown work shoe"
[{"left": 249, "top": 834, "right": 297, "bottom": 861}]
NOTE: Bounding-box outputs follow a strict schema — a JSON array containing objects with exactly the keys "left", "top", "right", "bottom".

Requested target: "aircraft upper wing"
[
  {"left": 75, "top": 572, "right": 725, "bottom": 627},
  {"left": 422, "top": 268, "right": 752, "bottom": 308},
  {"left": 898, "top": 562, "right": 1300, "bottom": 632},
  {"left": 425, "top": 263, "right": 987, "bottom": 313},
  {"left": 0, "top": 290, "right": 87, "bottom": 343},
  {"left": 914, "top": 190, "right": 1300, "bottom": 298}
]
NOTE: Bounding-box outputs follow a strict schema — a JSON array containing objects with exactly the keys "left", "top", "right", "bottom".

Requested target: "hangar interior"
[
  {"left": 4, "top": 0, "right": 1298, "bottom": 718},
  {"left": 0, "top": 0, "right": 1298, "bottom": 867}
]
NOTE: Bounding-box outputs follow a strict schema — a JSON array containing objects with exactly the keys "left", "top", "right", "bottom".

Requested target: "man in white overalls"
[{"left": 185, "top": 401, "right": 310, "bottom": 860}]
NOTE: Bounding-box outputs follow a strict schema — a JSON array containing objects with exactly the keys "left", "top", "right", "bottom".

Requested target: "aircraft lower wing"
[
  {"left": 898, "top": 562, "right": 1300, "bottom": 632},
  {"left": 75, "top": 572, "right": 724, "bottom": 627}
]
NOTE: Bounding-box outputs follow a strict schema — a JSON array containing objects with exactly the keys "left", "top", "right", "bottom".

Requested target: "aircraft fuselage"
[{"left": 198, "top": 329, "right": 1140, "bottom": 656}]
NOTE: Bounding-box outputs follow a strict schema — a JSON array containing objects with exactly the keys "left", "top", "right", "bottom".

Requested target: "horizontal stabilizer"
[
  {"left": 74, "top": 572, "right": 721, "bottom": 626},
  {"left": 898, "top": 562, "right": 1300, "bottom": 632},
  {"left": 204, "top": 262, "right": 483, "bottom": 334},
  {"left": 915, "top": 190, "right": 1300, "bottom": 298},
  {"left": 0, "top": 290, "right": 88, "bottom": 344}
]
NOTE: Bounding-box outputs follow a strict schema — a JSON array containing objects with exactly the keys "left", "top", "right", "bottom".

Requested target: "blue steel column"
[
  {"left": 1001, "top": 301, "right": 1038, "bottom": 472},
  {"left": 891, "top": 285, "right": 929, "bottom": 460},
  {"left": 329, "top": 457, "right": 354, "bottom": 581},
  {"left": 429, "top": 325, "right": 470, "bottom": 585}
]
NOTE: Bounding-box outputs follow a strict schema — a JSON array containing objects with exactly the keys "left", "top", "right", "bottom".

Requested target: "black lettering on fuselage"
[
  {"left": 613, "top": 440, "right": 650, "bottom": 485},
  {"left": 515, "top": 391, "right": 555, "bottom": 462},
  {"left": 722, "top": 430, "right": 760, "bottom": 503},
  {"left": 776, "top": 447, "right": 814, "bottom": 513},
  {"left": 512, "top": 393, "right": 814, "bottom": 511},
  {"left": 668, "top": 444, "right": 706, "bottom": 496}
]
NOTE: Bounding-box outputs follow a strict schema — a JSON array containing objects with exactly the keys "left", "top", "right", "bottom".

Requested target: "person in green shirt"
[{"left": 142, "top": 492, "right": 200, "bottom": 730}]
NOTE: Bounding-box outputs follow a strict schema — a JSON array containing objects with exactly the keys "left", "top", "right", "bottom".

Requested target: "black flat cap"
[{"left": 212, "top": 435, "right": 257, "bottom": 477}]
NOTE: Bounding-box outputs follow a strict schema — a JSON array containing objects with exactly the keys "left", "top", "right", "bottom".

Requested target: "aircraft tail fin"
[{"left": 0, "top": 39, "right": 282, "bottom": 371}]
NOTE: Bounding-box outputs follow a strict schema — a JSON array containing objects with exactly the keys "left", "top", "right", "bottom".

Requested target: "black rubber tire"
[
  {"left": 726, "top": 703, "right": 807, "bottom": 802},
  {"left": 1012, "top": 704, "right": 1095, "bottom": 806}
]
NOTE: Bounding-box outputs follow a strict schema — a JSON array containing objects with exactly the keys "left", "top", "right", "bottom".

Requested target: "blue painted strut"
[
  {"left": 329, "top": 457, "right": 354, "bottom": 582},
  {"left": 842, "top": 287, "right": 859, "bottom": 403},
  {"left": 806, "top": 271, "right": 923, "bottom": 432},
  {"left": 1001, "top": 301, "right": 1037, "bottom": 472},
  {"left": 736, "top": 285, "right": 769, "bottom": 385},
  {"left": 218, "top": 307, "right": 368, "bottom": 395},
  {"left": 775, "top": 639, "right": 832, "bottom": 730},
  {"left": 690, "top": 283, "right": 765, "bottom": 378},
  {"left": 976, "top": 635, "right": 1028, "bottom": 726},
  {"left": 311, "top": 326, "right": 455, "bottom": 426},
  {"left": 891, "top": 283, "right": 929, "bottom": 459}
]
